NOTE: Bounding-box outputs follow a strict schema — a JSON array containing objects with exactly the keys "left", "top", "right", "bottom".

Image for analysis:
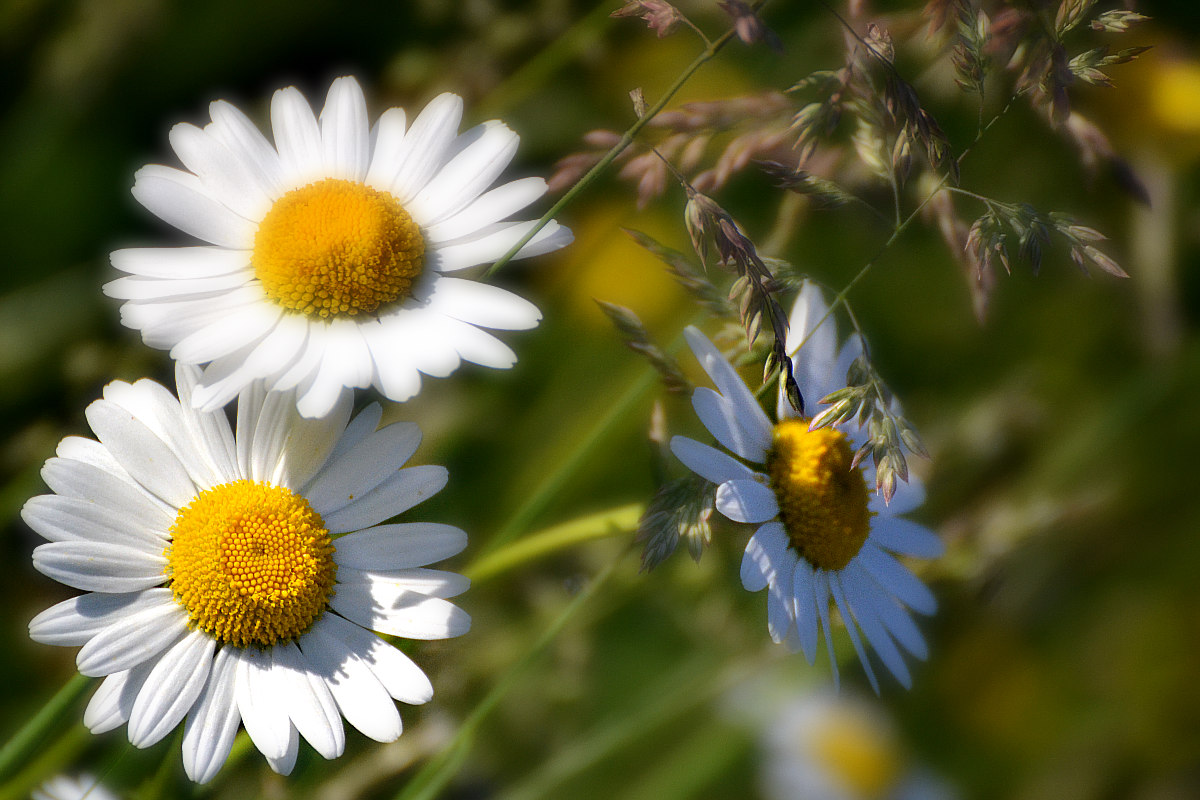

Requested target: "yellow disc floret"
[
  {"left": 766, "top": 418, "right": 871, "bottom": 571},
  {"left": 253, "top": 178, "right": 425, "bottom": 318},
  {"left": 166, "top": 479, "right": 337, "bottom": 647}
]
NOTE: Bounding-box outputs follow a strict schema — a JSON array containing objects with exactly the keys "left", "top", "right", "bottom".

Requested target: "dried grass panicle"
[
  {"left": 611, "top": 0, "right": 684, "bottom": 39},
  {"left": 596, "top": 300, "right": 691, "bottom": 395},
  {"left": 637, "top": 475, "right": 715, "bottom": 571}
]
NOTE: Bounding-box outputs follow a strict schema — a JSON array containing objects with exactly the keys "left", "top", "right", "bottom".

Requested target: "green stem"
[
  {"left": 393, "top": 549, "right": 631, "bottom": 800},
  {"left": 0, "top": 724, "right": 89, "bottom": 800},
  {"left": 483, "top": 5, "right": 760, "bottom": 280},
  {"left": 0, "top": 673, "right": 93, "bottom": 783},
  {"left": 467, "top": 503, "right": 642, "bottom": 585}
]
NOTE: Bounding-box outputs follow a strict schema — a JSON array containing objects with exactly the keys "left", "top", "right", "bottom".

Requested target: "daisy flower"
[
  {"left": 23, "top": 367, "right": 470, "bottom": 783},
  {"left": 105, "top": 76, "right": 572, "bottom": 418},
  {"left": 670, "top": 282, "right": 944, "bottom": 691},
  {"left": 33, "top": 774, "right": 119, "bottom": 800}
]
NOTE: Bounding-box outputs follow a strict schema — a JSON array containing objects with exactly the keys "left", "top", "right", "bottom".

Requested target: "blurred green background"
[{"left": 2, "top": 0, "right": 1199, "bottom": 798}]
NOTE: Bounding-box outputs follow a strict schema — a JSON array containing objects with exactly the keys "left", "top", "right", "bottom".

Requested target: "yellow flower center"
[
  {"left": 810, "top": 711, "right": 902, "bottom": 797},
  {"left": 252, "top": 178, "right": 425, "bottom": 318},
  {"left": 166, "top": 480, "right": 337, "bottom": 647},
  {"left": 766, "top": 419, "right": 871, "bottom": 571}
]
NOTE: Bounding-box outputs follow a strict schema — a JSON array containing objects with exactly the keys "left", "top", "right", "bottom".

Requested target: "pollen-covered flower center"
[
  {"left": 166, "top": 480, "right": 337, "bottom": 647},
  {"left": 253, "top": 178, "right": 425, "bottom": 318},
  {"left": 766, "top": 419, "right": 871, "bottom": 570}
]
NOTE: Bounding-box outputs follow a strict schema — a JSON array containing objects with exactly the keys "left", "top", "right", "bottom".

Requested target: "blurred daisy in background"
[
  {"left": 32, "top": 773, "right": 120, "bottom": 800},
  {"left": 671, "top": 282, "right": 943, "bottom": 690},
  {"left": 761, "top": 689, "right": 956, "bottom": 800},
  {"left": 23, "top": 367, "right": 470, "bottom": 782},
  {"left": 106, "top": 76, "right": 572, "bottom": 417}
]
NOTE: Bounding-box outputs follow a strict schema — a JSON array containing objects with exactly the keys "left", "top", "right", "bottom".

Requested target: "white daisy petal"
[
  {"left": 169, "top": 302, "right": 282, "bottom": 365},
  {"left": 22, "top": 495, "right": 166, "bottom": 551},
  {"left": 428, "top": 220, "right": 572, "bottom": 272},
  {"left": 174, "top": 363, "right": 239, "bottom": 482},
  {"left": 29, "top": 589, "right": 174, "bottom": 647},
  {"left": 337, "top": 567, "right": 470, "bottom": 599},
  {"left": 388, "top": 92, "right": 464, "bottom": 202},
  {"left": 272, "top": 642, "right": 345, "bottom": 760},
  {"left": 364, "top": 108, "right": 407, "bottom": 188},
  {"left": 303, "top": 421, "right": 421, "bottom": 514},
  {"left": 128, "top": 630, "right": 215, "bottom": 747},
  {"left": 419, "top": 278, "right": 541, "bottom": 331},
  {"left": 235, "top": 648, "right": 291, "bottom": 761},
  {"left": 671, "top": 436, "right": 758, "bottom": 486},
  {"left": 740, "top": 521, "right": 791, "bottom": 593},
  {"left": 856, "top": 543, "right": 938, "bottom": 615},
  {"left": 168, "top": 121, "right": 272, "bottom": 220},
  {"left": 812, "top": 571, "right": 840, "bottom": 690},
  {"left": 317, "top": 612, "right": 434, "bottom": 704},
  {"left": 83, "top": 398, "right": 197, "bottom": 507},
  {"left": 827, "top": 570, "right": 881, "bottom": 694},
  {"left": 692, "top": 388, "right": 772, "bottom": 462},
  {"left": 131, "top": 165, "right": 255, "bottom": 249},
  {"left": 330, "top": 583, "right": 470, "bottom": 640},
  {"left": 835, "top": 570, "right": 912, "bottom": 688},
  {"left": 40, "top": 457, "right": 173, "bottom": 525},
  {"left": 791, "top": 559, "right": 819, "bottom": 664},
  {"left": 320, "top": 76, "right": 370, "bottom": 181},
  {"left": 271, "top": 86, "right": 323, "bottom": 186},
  {"left": 104, "top": 271, "right": 252, "bottom": 302},
  {"left": 266, "top": 725, "right": 300, "bottom": 776},
  {"left": 425, "top": 176, "right": 547, "bottom": 243},
  {"left": 361, "top": 318, "right": 423, "bottom": 402},
  {"left": 333, "top": 523, "right": 468, "bottom": 570},
  {"left": 766, "top": 548, "right": 798, "bottom": 643},
  {"left": 869, "top": 516, "right": 944, "bottom": 559},
  {"left": 208, "top": 99, "right": 285, "bottom": 195},
  {"left": 409, "top": 121, "right": 519, "bottom": 225},
  {"left": 298, "top": 619, "right": 402, "bottom": 743},
  {"left": 683, "top": 327, "right": 774, "bottom": 446},
  {"left": 182, "top": 646, "right": 241, "bottom": 785},
  {"left": 322, "top": 465, "right": 448, "bottom": 534},
  {"left": 109, "top": 246, "right": 250, "bottom": 280},
  {"left": 715, "top": 479, "right": 779, "bottom": 524},
  {"left": 85, "top": 663, "right": 152, "bottom": 734},
  {"left": 870, "top": 473, "right": 927, "bottom": 516},
  {"left": 327, "top": 402, "right": 384, "bottom": 462},
  {"left": 33, "top": 541, "right": 166, "bottom": 594},
  {"left": 438, "top": 317, "right": 518, "bottom": 369},
  {"left": 75, "top": 603, "right": 188, "bottom": 677},
  {"left": 844, "top": 562, "right": 928, "bottom": 660}
]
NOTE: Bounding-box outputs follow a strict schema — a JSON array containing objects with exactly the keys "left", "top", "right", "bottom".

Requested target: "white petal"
[
  {"left": 856, "top": 543, "right": 938, "bottom": 615},
  {"left": 234, "top": 647, "right": 292, "bottom": 761},
  {"left": 21, "top": 495, "right": 167, "bottom": 552},
  {"left": 766, "top": 550, "right": 797, "bottom": 643},
  {"left": 168, "top": 121, "right": 272, "bottom": 220},
  {"left": 408, "top": 121, "right": 519, "bottom": 225},
  {"left": 740, "top": 521, "right": 790, "bottom": 593},
  {"left": 33, "top": 541, "right": 166, "bottom": 594},
  {"left": 783, "top": 281, "right": 839, "bottom": 409},
  {"left": 317, "top": 612, "right": 433, "bottom": 704},
  {"left": 131, "top": 165, "right": 255, "bottom": 248},
  {"left": 337, "top": 567, "right": 470, "bottom": 599},
  {"left": 84, "top": 397, "right": 197, "bottom": 507},
  {"left": 84, "top": 663, "right": 152, "bottom": 734},
  {"left": 109, "top": 246, "right": 249, "bottom": 279},
  {"left": 104, "top": 271, "right": 252, "bottom": 302},
  {"left": 174, "top": 363, "right": 239, "bottom": 481},
  {"left": 298, "top": 620, "right": 402, "bottom": 742},
  {"left": 671, "top": 436, "right": 758, "bottom": 486},
  {"left": 791, "top": 559, "right": 819, "bottom": 664},
  {"left": 361, "top": 319, "right": 423, "bottom": 403},
  {"left": 304, "top": 422, "right": 421, "bottom": 514},
  {"left": 869, "top": 516, "right": 944, "bottom": 559},
  {"left": 388, "top": 93, "right": 464, "bottom": 202},
  {"left": 169, "top": 302, "right": 282, "bottom": 365},
  {"left": 208, "top": 98, "right": 285, "bottom": 196},
  {"left": 322, "top": 465, "right": 448, "bottom": 534},
  {"left": 812, "top": 571, "right": 840, "bottom": 690},
  {"left": 715, "top": 479, "right": 778, "bottom": 524},
  {"left": 835, "top": 570, "right": 911, "bottom": 688},
  {"left": 76, "top": 602, "right": 188, "bottom": 676},
  {"left": 429, "top": 220, "right": 571, "bottom": 272},
  {"left": 320, "top": 76, "right": 369, "bottom": 181},
  {"left": 333, "top": 523, "right": 468, "bottom": 570},
  {"left": 419, "top": 278, "right": 541, "bottom": 330},
  {"left": 271, "top": 642, "right": 345, "bottom": 760},
  {"left": 692, "top": 388, "right": 771, "bottom": 462},
  {"left": 128, "top": 629, "right": 216, "bottom": 747},
  {"left": 364, "top": 108, "right": 408, "bottom": 188},
  {"left": 437, "top": 316, "right": 518, "bottom": 369},
  {"left": 182, "top": 646, "right": 241, "bottom": 784},
  {"left": 271, "top": 86, "right": 323, "bottom": 186},
  {"left": 844, "top": 561, "right": 928, "bottom": 659},
  {"left": 425, "top": 177, "right": 547, "bottom": 243},
  {"left": 330, "top": 582, "right": 470, "bottom": 640},
  {"left": 326, "top": 402, "right": 383, "bottom": 463},
  {"left": 870, "top": 473, "right": 926, "bottom": 516},
  {"left": 29, "top": 588, "right": 174, "bottom": 647},
  {"left": 828, "top": 570, "right": 881, "bottom": 693},
  {"left": 294, "top": 320, "right": 371, "bottom": 418},
  {"left": 684, "top": 327, "right": 774, "bottom": 447}
]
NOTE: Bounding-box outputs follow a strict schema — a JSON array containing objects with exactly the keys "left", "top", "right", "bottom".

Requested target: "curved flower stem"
[
  {"left": 0, "top": 724, "right": 89, "bottom": 800},
  {"left": 483, "top": 2, "right": 766, "bottom": 280},
  {"left": 0, "top": 672, "right": 93, "bottom": 784},
  {"left": 392, "top": 547, "right": 633, "bottom": 800},
  {"left": 467, "top": 502, "right": 642, "bottom": 585}
]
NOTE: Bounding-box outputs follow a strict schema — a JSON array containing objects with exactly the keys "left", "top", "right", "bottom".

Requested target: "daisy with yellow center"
[
  {"left": 670, "top": 282, "right": 943, "bottom": 691},
  {"left": 105, "top": 76, "right": 572, "bottom": 417},
  {"left": 23, "top": 366, "right": 470, "bottom": 783}
]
